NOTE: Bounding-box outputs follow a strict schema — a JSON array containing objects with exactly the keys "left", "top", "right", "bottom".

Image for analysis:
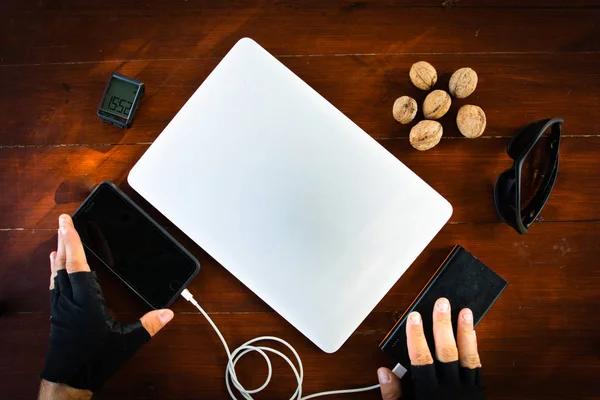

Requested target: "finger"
[
  {"left": 406, "top": 311, "right": 434, "bottom": 366},
  {"left": 432, "top": 297, "right": 459, "bottom": 363},
  {"left": 140, "top": 309, "right": 174, "bottom": 337},
  {"left": 377, "top": 367, "right": 401, "bottom": 400},
  {"left": 49, "top": 252, "right": 57, "bottom": 290},
  {"left": 59, "top": 214, "right": 90, "bottom": 273},
  {"left": 55, "top": 226, "right": 66, "bottom": 272},
  {"left": 457, "top": 308, "right": 481, "bottom": 369},
  {"left": 54, "top": 230, "right": 73, "bottom": 297}
]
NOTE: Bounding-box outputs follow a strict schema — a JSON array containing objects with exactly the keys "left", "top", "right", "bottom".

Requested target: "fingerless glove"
[
  {"left": 410, "top": 361, "right": 484, "bottom": 400},
  {"left": 41, "top": 270, "right": 150, "bottom": 391}
]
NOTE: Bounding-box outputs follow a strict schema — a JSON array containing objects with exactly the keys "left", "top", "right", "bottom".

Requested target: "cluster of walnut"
[{"left": 392, "top": 61, "right": 486, "bottom": 151}]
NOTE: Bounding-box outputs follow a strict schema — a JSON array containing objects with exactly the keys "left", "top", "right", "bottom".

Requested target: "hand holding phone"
[
  {"left": 72, "top": 181, "right": 200, "bottom": 309},
  {"left": 41, "top": 214, "right": 174, "bottom": 393}
]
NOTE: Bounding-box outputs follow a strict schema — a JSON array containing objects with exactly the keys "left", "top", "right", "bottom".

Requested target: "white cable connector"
[
  {"left": 180, "top": 288, "right": 195, "bottom": 302},
  {"left": 180, "top": 288, "right": 381, "bottom": 400},
  {"left": 392, "top": 363, "right": 407, "bottom": 379}
]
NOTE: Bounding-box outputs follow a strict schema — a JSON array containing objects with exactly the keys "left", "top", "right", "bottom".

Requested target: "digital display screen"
[
  {"left": 100, "top": 77, "right": 139, "bottom": 118},
  {"left": 73, "top": 183, "right": 199, "bottom": 308}
]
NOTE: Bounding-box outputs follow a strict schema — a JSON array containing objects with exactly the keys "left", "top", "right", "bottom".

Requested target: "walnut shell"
[
  {"left": 409, "top": 120, "right": 443, "bottom": 151},
  {"left": 409, "top": 61, "right": 438, "bottom": 90},
  {"left": 423, "top": 90, "right": 451, "bottom": 120},
  {"left": 449, "top": 67, "right": 478, "bottom": 98},
  {"left": 392, "top": 96, "right": 418, "bottom": 124},
  {"left": 457, "top": 105, "right": 486, "bottom": 138}
]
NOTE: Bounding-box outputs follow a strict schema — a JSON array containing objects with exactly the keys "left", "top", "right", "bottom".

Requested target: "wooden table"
[{"left": 1, "top": 1, "right": 599, "bottom": 399}]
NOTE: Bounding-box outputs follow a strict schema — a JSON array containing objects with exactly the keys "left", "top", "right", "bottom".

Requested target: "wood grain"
[
  {"left": 5, "top": 0, "right": 600, "bottom": 14},
  {"left": 2, "top": 222, "right": 599, "bottom": 313},
  {"left": 2, "top": 3, "right": 599, "bottom": 65},
  {"left": 2, "top": 53, "right": 599, "bottom": 146},
  {"left": 2, "top": 0, "right": 600, "bottom": 399},
  {"left": 1, "top": 137, "right": 598, "bottom": 229},
  {"left": 1, "top": 223, "right": 599, "bottom": 399},
  {"left": 1, "top": 311, "right": 598, "bottom": 400}
]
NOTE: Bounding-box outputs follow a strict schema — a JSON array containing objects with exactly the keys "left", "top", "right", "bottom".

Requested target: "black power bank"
[{"left": 379, "top": 245, "right": 507, "bottom": 371}]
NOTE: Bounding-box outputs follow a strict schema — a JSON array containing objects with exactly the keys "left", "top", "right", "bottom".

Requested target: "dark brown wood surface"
[{"left": 1, "top": 1, "right": 599, "bottom": 399}]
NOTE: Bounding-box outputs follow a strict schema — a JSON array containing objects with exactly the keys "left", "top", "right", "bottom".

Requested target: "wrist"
[{"left": 38, "top": 380, "right": 93, "bottom": 400}]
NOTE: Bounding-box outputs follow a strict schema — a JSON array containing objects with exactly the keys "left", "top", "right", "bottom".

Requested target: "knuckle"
[
  {"left": 65, "top": 260, "right": 88, "bottom": 271},
  {"left": 409, "top": 324, "right": 426, "bottom": 338},
  {"left": 440, "top": 345, "right": 459, "bottom": 361},
  {"left": 462, "top": 354, "right": 481, "bottom": 368},
  {"left": 413, "top": 350, "right": 434, "bottom": 365},
  {"left": 458, "top": 327, "right": 473, "bottom": 340},
  {"left": 436, "top": 317, "right": 452, "bottom": 328},
  {"left": 142, "top": 318, "right": 160, "bottom": 336}
]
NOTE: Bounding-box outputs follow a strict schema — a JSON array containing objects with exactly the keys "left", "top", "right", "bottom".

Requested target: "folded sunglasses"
[{"left": 494, "top": 118, "right": 564, "bottom": 234}]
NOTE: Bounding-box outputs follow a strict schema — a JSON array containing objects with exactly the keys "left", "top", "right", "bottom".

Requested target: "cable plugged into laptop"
[{"left": 180, "top": 289, "right": 381, "bottom": 399}]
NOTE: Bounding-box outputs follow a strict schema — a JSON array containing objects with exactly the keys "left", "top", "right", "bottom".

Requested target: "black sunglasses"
[{"left": 494, "top": 118, "right": 564, "bottom": 234}]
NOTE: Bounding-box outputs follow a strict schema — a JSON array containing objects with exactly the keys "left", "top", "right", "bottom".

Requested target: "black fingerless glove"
[
  {"left": 411, "top": 361, "right": 484, "bottom": 400},
  {"left": 41, "top": 270, "right": 150, "bottom": 392}
]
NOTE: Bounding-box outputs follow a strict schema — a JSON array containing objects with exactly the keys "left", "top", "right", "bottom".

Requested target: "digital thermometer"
[{"left": 97, "top": 72, "right": 144, "bottom": 128}]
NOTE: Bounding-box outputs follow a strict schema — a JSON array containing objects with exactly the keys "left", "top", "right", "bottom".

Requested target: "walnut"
[
  {"left": 409, "top": 120, "right": 443, "bottom": 151},
  {"left": 409, "top": 61, "right": 438, "bottom": 90},
  {"left": 449, "top": 67, "right": 478, "bottom": 98},
  {"left": 423, "top": 90, "right": 451, "bottom": 120},
  {"left": 392, "top": 96, "right": 418, "bottom": 124},
  {"left": 457, "top": 105, "right": 486, "bottom": 138}
]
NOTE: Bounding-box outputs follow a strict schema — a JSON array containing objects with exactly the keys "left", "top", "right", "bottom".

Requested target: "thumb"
[
  {"left": 140, "top": 309, "right": 174, "bottom": 337},
  {"left": 378, "top": 367, "right": 401, "bottom": 400}
]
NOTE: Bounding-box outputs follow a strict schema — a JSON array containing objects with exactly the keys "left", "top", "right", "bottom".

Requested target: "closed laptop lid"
[{"left": 128, "top": 38, "right": 452, "bottom": 353}]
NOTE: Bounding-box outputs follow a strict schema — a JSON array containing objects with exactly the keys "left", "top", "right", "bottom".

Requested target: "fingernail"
[
  {"left": 377, "top": 368, "right": 391, "bottom": 384},
  {"left": 437, "top": 298, "right": 449, "bottom": 312},
  {"left": 462, "top": 310, "right": 473, "bottom": 323},
  {"left": 58, "top": 216, "right": 68, "bottom": 234},
  {"left": 159, "top": 309, "right": 174, "bottom": 324},
  {"left": 409, "top": 312, "right": 421, "bottom": 325}
]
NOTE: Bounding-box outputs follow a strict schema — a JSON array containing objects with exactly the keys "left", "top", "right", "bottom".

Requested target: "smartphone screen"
[{"left": 72, "top": 182, "right": 200, "bottom": 309}]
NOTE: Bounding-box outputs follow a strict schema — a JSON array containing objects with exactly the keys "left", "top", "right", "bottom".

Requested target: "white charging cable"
[{"left": 181, "top": 289, "right": 380, "bottom": 399}]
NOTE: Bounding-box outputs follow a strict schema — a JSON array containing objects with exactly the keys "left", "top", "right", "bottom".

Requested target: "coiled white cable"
[{"left": 181, "top": 289, "right": 380, "bottom": 400}]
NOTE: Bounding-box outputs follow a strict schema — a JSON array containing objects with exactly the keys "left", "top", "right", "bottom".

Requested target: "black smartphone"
[{"left": 72, "top": 181, "right": 200, "bottom": 309}]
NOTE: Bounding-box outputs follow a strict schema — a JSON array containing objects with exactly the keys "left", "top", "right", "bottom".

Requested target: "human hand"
[
  {"left": 377, "top": 297, "right": 483, "bottom": 400},
  {"left": 40, "top": 214, "right": 175, "bottom": 393},
  {"left": 406, "top": 297, "right": 483, "bottom": 399},
  {"left": 377, "top": 366, "right": 402, "bottom": 400}
]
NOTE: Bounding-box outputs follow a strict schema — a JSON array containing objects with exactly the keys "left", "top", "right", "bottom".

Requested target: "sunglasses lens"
[
  {"left": 507, "top": 119, "right": 549, "bottom": 160},
  {"left": 494, "top": 169, "right": 518, "bottom": 226},
  {"left": 520, "top": 136, "right": 552, "bottom": 208}
]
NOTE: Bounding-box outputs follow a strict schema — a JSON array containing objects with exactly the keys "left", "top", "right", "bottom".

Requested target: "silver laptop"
[{"left": 128, "top": 38, "right": 452, "bottom": 353}]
